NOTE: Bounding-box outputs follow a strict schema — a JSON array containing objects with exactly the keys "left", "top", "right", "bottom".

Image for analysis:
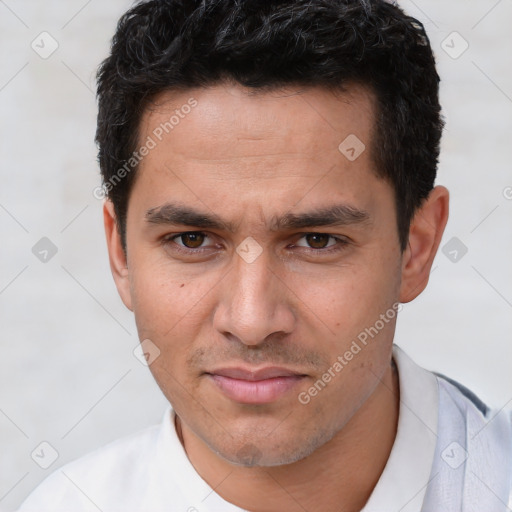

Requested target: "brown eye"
[
  {"left": 305, "top": 233, "right": 331, "bottom": 249},
  {"left": 178, "top": 232, "right": 206, "bottom": 248}
]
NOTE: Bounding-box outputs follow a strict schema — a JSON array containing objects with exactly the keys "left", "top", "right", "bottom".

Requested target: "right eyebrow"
[{"left": 145, "top": 202, "right": 238, "bottom": 233}]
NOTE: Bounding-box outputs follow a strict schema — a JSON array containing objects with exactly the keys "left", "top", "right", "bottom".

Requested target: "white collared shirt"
[{"left": 18, "top": 345, "right": 512, "bottom": 512}]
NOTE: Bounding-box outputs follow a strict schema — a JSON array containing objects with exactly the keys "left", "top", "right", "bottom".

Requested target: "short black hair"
[{"left": 96, "top": 0, "right": 443, "bottom": 251}]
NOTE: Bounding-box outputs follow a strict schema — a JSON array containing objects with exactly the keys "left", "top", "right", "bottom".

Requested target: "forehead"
[
  {"left": 128, "top": 83, "right": 391, "bottom": 231},
  {"left": 137, "top": 83, "right": 376, "bottom": 167}
]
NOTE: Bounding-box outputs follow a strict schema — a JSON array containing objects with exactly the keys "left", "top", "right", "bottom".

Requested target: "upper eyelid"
[
  {"left": 167, "top": 231, "right": 344, "bottom": 239},
  {"left": 167, "top": 232, "right": 348, "bottom": 247}
]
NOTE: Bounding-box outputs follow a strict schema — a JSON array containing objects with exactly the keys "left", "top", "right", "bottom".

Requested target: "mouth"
[{"left": 205, "top": 366, "right": 307, "bottom": 404}]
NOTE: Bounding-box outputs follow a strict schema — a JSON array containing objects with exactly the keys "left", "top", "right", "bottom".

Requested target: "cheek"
[
  {"left": 129, "top": 262, "right": 218, "bottom": 402},
  {"left": 292, "top": 254, "right": 400, "bottom": 387},
  {"left": 128, "top": 257, "right": 220, "bottom": 342},
  {"left": 296, "top": 261, "right": 399, "bottom": 335}
]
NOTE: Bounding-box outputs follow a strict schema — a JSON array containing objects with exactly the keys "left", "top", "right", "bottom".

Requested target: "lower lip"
[{"left": 209, "top": 374, "right": 304, "bottom": 404}]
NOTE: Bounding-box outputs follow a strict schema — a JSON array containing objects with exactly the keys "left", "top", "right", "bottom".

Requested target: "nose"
[{"left": 213, "top": 247, "right": 296, "bottom": 347}]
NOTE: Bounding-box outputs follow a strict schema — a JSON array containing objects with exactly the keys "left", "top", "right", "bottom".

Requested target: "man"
[{"left": 18, "top": 0, "right": 512, "bottom": 511}]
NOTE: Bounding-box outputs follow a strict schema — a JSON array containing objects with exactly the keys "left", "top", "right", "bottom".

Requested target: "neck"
[{"left": 177, "top": 361, "right": 399, "bottom": 512}]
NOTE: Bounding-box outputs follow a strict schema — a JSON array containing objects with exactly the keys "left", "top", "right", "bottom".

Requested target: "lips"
[{"left": 206, "top": 366, "right": 306, "bottom": 404}]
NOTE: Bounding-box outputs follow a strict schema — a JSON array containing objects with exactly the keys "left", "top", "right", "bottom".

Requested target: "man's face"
[{"left": 115, "top": 84, "right": 404, "bottom": 466}]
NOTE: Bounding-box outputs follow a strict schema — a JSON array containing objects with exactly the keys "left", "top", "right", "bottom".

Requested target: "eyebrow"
[
  {"left": 272, "top": 204, "right": 370, "bottom": 231},
  {"left": 145, "top": 203, "right": 238, "bottom": 232},
  {"left": 145, "top": 202, "right": 371, "bottom": 232}
]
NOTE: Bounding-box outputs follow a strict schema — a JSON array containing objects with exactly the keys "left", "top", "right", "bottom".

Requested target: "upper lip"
[{"left": 208, "top": 366, "right": 305, "bottom": 381}]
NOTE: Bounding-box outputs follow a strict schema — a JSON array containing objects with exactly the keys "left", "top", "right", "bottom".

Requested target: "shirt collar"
[{"left": 362, "top": 344, "right": 439, "bottom": 512}]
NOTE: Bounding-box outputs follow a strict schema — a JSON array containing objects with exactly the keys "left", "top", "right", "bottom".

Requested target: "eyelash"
[{"left": 162, "top": 232, "right": 349, "bottom": 256}]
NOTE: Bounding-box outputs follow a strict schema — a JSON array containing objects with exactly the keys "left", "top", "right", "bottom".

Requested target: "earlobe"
[
  {"left": 103, "top": 200, "right": 133, "bottom": 311},
  {"left": 399, "top": 186, "right": 449, "bottom": 303}
]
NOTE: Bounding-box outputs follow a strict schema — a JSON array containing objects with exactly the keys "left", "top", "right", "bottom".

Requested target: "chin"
[{"left": 211, "top": 426, "right": 337, "bottom": 468}]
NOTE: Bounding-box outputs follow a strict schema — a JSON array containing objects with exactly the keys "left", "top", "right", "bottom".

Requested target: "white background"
[{"left": 1, "top": 1, "right": 511, "bottom": 510}]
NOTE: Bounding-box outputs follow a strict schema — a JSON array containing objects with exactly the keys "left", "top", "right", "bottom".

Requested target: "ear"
[
  {"left": 103, "top": 200, "right": 133, "bottom": 311},
  {"left": 400, "top": 186, "right": 449, "bottom": 303}
]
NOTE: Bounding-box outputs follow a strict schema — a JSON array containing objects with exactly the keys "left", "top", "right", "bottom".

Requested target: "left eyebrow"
[{"left": 270, "top": 204, "right": 371, "bottom": 231}]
